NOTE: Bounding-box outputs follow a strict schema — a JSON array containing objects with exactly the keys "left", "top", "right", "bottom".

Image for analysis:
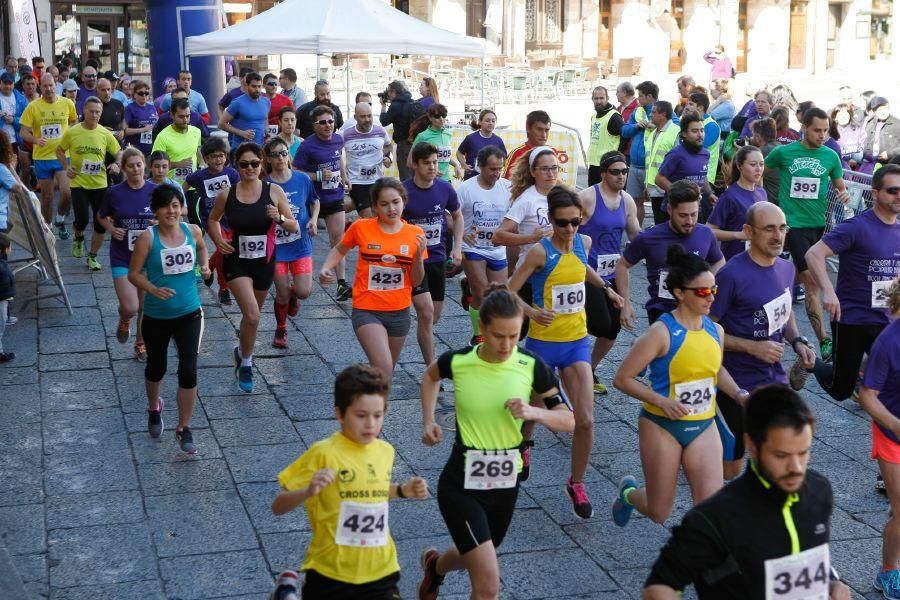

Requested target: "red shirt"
[
  {"left": 267, "top": 93, "right": 294, "bottom": 125},
  {"left": 618, "top": 98, "right": 639, "bottom": 156}
]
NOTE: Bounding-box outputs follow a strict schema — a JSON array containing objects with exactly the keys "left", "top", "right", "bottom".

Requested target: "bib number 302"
[
  {"left": 334, "top": 501, "right": 388, "bottom": 547},
  {"left": 160, "top": 245, "right": 195, "bottom": 275},
  {"left": 764, "top": 543, "right": 829, "bottom": 600},
  {"left": 464, "top": 449, "right": 519, "bottom": 490}
]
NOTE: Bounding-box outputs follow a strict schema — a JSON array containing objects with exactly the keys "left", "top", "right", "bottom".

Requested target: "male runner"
[
  {"left": 151, "top": 98, "right": 203, "bottom": 187},
  {"left": 342, "top": 101, "right": 393, "bottom": 219}
]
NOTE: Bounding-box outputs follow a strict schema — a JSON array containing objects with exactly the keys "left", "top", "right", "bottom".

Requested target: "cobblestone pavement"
[{"left": 0, "top": 220, "right": 886, "bottom": 600}]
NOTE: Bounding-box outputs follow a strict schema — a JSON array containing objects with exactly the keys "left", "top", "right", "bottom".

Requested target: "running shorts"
[
  {"left": 275, "top": 256, "right": 313, "bottom": 277},
  {"left": 223, "top": 254, "right": 276, "bottom": 291},
  {"left": 437, "top": 469, "right": 518, "bottom": 555},
  {"left": 351, "top": 307, "right": 411, "bottom": 338},
  {"left": 412, "top": 261, "right": 446, "bottom": 302},
  {"left": 784, "top": 227, "right": 824, "bottom": 273}
]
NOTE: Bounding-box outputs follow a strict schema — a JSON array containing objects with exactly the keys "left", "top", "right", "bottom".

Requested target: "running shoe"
[
  {"left": 148, "top": 398, "right": 164, "bottom": 438},
  {"left": 218, "top": 289, "right": 232, "bottom": 305},
  {"left": 134, "top": 342, "right": 147, "bottom": 362},
  {"left": 336, "top": 281, "right": 352, "bottom": 302},
  {"left": 519, "top": 443, "right": 533, "bottom": 482},
  {"left": 460, "top": 276, "right": 471, "bottom": 311},
  {"left": 268, "top": 570, "right": 300, "bottom": 600},
  {"left": 469, "top": 334, "right": 484, "bottom": 346},
  {"left": 5, "top": 315, "right": 17, "bottom": 325},
  {"left": 593, "top": 373, "right": 609, "bottom": 395},
  {"left": 72, "top": 238, "right": 84, "bottom": 258},
  {"left": 116, "top": 319, "right": 130, "bottom": 344},
  {"left": 0, "top": 352, "right": 15, "bottom": 363},
  {"left": 55, "top": 218, "right": 70, "bottom": 240},
  {"left": 273, "top": 327, "right": 288, "bottom": 349},
  {"left": 876, "top": 474, "right": 887, "bottom": 494},
  {"left": 86, "top": 253, "right": 101, "bottom": 271},
  {"left": 417, "top": 548, "right": 444, "bottom": 600},
  {"left": 238, "top": 365, "right": 254, "bottom": 393},
  {"left": 793, "top": 284, "right": 806, "bottom": 303},
  {"left": 288, "top": 295, "right": 300, "bottom": 317},
  {"left": 820, "top": 338, "right": 833, "bottom": 363},
  {"left": 874, "top": 568, "right": 900, "bottom": 598},
  {"left": 566, "top": 477, "right": 594, "bottom": 519},
  {"left": 175, "top": 426, "right": 196, "bottom": 455},
  {"left": 612, "top": 475, "right": 638, "bottom": 527},
  {"left": 788, "top": 358, "right": 810, "bottom": 391}
]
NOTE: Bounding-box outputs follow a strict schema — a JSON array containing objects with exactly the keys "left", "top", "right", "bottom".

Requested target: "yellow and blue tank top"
[
  {"left": 646, "top": 312, "right": 722, "bottom": 421},
  {"left": 527, "top": 236, "right": 588, "bottom": 342}
]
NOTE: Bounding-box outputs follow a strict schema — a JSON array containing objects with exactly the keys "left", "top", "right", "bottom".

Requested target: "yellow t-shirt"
[
  {"left": 277, "top": 432, "right": 399, "bottom": 585},
  {"left": 19, "top": 96, "right": 77, "bottom": 160},
  {"left": 57, "top": 124, "right": 121, "bottom": 190},
  {"left": 150, "top": 125, "right": 201, "bottom": 185}
]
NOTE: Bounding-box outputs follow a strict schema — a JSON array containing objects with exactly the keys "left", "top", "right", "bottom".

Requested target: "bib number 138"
[{"left": 765, "top": 543, "right": 829, "bottom": 600}]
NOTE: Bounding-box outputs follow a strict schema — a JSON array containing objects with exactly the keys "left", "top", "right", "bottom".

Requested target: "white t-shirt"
[
  {"left": 504, "top": 185, "right": 550, "bottom": 269},
  {"left": 459, "top": 177, "right": 511, "bottom": 261},
  {"left": 343, "top": 124, "right": 392, "bottom": 185},
  {"left": 0, "top": 93, "right": 16, "bottom": 141}
]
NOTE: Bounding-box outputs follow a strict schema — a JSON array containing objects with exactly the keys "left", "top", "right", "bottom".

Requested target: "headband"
[
  {"left": 599, "top": 152, "right": 627, "bottom": 171},
  {"left": 528, "top": 146, "right": 555, "bottom": 167}
]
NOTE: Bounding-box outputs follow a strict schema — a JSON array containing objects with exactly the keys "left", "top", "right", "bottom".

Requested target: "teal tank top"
[{"left": 143, "top": 222, "right": 201, "bottom": 319}]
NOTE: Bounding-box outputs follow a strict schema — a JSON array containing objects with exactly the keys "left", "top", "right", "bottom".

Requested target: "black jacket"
[
  {"left": 0, "top": 254, "right": 14, "bottom": 300},
  {"left": 646, "top": 464, "right": 834, "bottom": 599},
  {"left": 296, "top": 100, "right": 344, "bottom": 139},
  {"left": 864, "top": 114, "right": 900, "bottom": 163},
  {"left": 379, "top": 90, "right": 414, "bottom": 144}
]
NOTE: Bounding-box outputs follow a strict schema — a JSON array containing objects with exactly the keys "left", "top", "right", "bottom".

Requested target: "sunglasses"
[
  {"left": 83, "top": 74, "right": 97, "bottom": 79},
  {"left": 237, "top": 160, "right": 261, "bottom": 169},
  {"left": 267, "top": 150, "right": 288, "bottom": 158},
  {"left": 135, "top": 91, "right": 150, "bottom": 97},
  {"left": 606, "top": 167, "right": 629, "bottom": 176},
  {"left": 882, "top": 186, "right": 900, "bottom": 195},
  {"left": 535, "top": 166, "right": 560, "bottom": 173},
  {"left": 314, "top": 119, "right": 334, "bottom": 126},
  {"left": 682, "top": 285, "right": 719, "bottom": 298},
  {"left": 552, "top": 217, "right": 582, "bottom": 228},
  {"left": 265, "top": 81, "right": 278, "bottom": 86}
]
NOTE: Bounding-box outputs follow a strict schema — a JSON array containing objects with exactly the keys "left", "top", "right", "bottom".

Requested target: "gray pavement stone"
[
  {"left": 496, "top": 509, "right": 578, "bottom": 553},
  {"left": 0, "top": 385, "right": 41, "bottom": 424},
  {"left": 159, "top": 549, "right": 272, "bottom": 599},
  {"left": 138, "top": 457, "right": 235, "bottom": 496},
  {"left": 46, "top": 491, "right": 144, "bottom": 530},
  {"left": 45, "top": 450, "right": 138, "bottom": 496},
  {"left": 276, "top": 389, "right": 340, "bottom": 422},
  {"left": 37, "top": 283, "right": 96, "bottom": 309},
  {"left": 258, "top": 531, "right": 311, "bottom": 575},
  {"left": 0, "top": 504, "right": 45, "bottom": 556},
  {"left": 211, "top": 416, "right": 300, "bottom": 447},
  {"left": 146, "top": 489, "right": 258, "bottom": 557},
  {"left": 499, "top": 548, "right": 619, "bottom": 597},
  {"left": 566, "top": 516, "right": 671, "bottom": 569},
  {"left": 37, "top": 306, "right": 102, "bottom": 329},
  {"left": 9, "top": 552, "right": 45, "bottom": 584},
  {"left": 129, "top": 429, "right": 223, "bottom": 464},
  {"left": 123, "top": 405, "right": 210, "bottom": 433},
  {"left": 43, "top": 408, "right": 127, "bottom": 455},
  {"left": 48, "top": 522, "right": 156, "bottom": 588},
  {"left": 224, "top": 442, "right": 307, "bottom": 484},
  {"left": 237, "top": 482, "right": 310, "bottom": 534},
  {"left": 39, "top": 324, "right": 106, "bottom": 354},
  {"left": 38, "top": 351, "right": 110, "bottom": 372},
  {"left": 202, "top": 394, "right": 285, "bottom": 420},
  {"left": 0, "top": 450, "right": 43, "bottom": 507},
  {"left": 50, "top": 580, "right": 165, "bottom": 600},
  {"left": 0, "top": 366, "right": 38, "bottom": 386},
  {"left": 253, "top": 355, "right": 332, "bottom": 386}
]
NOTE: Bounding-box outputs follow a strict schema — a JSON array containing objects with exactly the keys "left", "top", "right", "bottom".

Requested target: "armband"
[{"left": 544, "top": 391, "right": 571, "bottom": 411}]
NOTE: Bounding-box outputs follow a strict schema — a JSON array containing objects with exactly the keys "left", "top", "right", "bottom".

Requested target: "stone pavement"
[{"left": 0, "top": 219, "right": 887, "bottom": 600}]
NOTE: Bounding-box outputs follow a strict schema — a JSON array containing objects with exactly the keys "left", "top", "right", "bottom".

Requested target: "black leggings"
[
  {"left": 650, "top": 196, "right": 669, "bottom": 225},
  {"left": 142, "top": 309, "right": 204, "bottom": 389},
  {"left": 72, "top": 187, "right": 107, "bottom": 234},
  {"left": 586, "top": 278, "right": 622, "bottom": 340},
  {"left": 813, "top": 321, "right": 884, "bottom": 401}
]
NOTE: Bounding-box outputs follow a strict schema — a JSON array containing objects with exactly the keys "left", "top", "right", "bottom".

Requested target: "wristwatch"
[
  {"left": 789, "top": 335, "right": 811, "bottom": 349},
  {"left": 278, "top": 213, "right": 285, "bottom": 225}
]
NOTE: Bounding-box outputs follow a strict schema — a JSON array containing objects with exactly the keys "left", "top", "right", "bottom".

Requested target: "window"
[{"left": 526, "top": 0, "right": 564, "bottom": 50}]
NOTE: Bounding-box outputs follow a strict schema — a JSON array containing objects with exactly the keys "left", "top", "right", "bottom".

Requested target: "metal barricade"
[{"left": 825, "top": 170, "right": 873, "bottom": 233}]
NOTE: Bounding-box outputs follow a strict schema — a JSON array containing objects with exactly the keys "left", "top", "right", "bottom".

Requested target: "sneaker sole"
[
  {"left": 417, "top": 549, "right": 440, "bottom": 599},
  {"left": 565, "top": 485, "right": 594, "bottom": 519}
]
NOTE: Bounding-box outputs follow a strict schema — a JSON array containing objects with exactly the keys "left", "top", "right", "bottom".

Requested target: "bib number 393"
[
  {"left": 239, "top": 235, "right": 267, "bottom": 259},
  {"left": 764, "top": 543, "right": 829, "bottom": 600},
  {"left": 463, "top": 449, "right": 519, "bottom": 490},
  {"left": 552, "top": 282, "right": 585, "bottom": 314},
  {"left": 160, "top": 245, "right": 195, "bottom": 275},
  {"left": 790, "top": 177, "right": 821, "bottom": 200},
  {"left": 334, "top": 501, "right": 388, "bottom": 547},
  {"left": 674, "top": 378, "right": 715, "bottom": 416}
]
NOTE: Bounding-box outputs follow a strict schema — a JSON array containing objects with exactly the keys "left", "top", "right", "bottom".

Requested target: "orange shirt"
[
  {"left": 502, "top": 143, "right": 562, "bottom": 179},
  {"left": 342, "top": 218, "right": 426, "bottom": 312}
]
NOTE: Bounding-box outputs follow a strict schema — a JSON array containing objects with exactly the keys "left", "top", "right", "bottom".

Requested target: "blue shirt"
[
  {"left": 621, "top": 103, "right": 652, "bottom": 168},
  {"left": 225, "top": 93, "right": 271, "bottom": 147},
  {"left": 0, "top": 164, "right": 16, "bottom": 230},
  {"left": 270, "top": 171, "right": 317, "bottom": 262},
  {"left": 160, "top": 89, "right": 209, "bottom": 116}
]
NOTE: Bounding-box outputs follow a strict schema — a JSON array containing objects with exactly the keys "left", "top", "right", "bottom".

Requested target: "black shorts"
[
  {"left": 437, "top": 469, "right": 518, "bottom": 555},
  {"left": 647, "top": 307, "right": 666, "bottom": 325},
  {"left": 412, "top": 261, "right": 446, "bottom": 302},
  {"left": 717, "top": 392, "right": 744, "bottom": 461},
  {"left": 517, "top": 281, "right": 533, "bottom": 340},
  {"left": 71, "top": 187, "right": 107, "bottom": 234},
  {"left": 585, "top": 279, "right": 621, "bottom": 340},
  {"left": 784, "top": 226, "right": 824, "bottom": 273},
  {"left": 223, "top": 254, "right": 276, "bottom": 291},
  {"left": 349, "top": 183, "right": 374, "bottom": 212},
  {"left": 302, "top": 570, "right": 400, "bottom": 600},
  {"left": 319, "top": 200, "right": 346, "bottom": 217}
]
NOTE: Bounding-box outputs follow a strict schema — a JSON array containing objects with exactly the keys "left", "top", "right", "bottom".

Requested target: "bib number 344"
[{"left": 764, "top": 543, "right": 829, "bottom": 600}]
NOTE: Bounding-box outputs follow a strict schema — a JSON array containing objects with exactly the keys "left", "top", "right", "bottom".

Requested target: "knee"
[
  {"left": 144, "top": 362, "right": 166, "bottom": 383},
  {"left": 646, "top": 506, "right": 670, "bottom": 525},
  {"left": 177, "top": 365, "right": 198, "bottom": 390},
  {"left": 242, "top": 307, "right": 261, "bottom": 328},
  {"left": 574, "top": 414, "right": 594, "bottom": 436},
  {"left": 295, "top": 285, "right": 312, "bottom": 300},
  {"left": 471, "top": 578, "right": 500, "bottom": 600}
]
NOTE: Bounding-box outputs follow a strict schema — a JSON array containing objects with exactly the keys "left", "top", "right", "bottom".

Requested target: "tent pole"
[
  {"left": 480, "top": 57, "right": 485, "bottom": 109},
  {"left": 346, "top": 54, "right": 351, "bottom": 115}
]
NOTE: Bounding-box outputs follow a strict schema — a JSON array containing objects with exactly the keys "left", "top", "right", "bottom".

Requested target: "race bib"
[
  {"left": 322, "top": 171, "right": 341, "bottom": 190},
  {"left": 595, "top": 253, "right": 619, "bottom": 278},
  {"left": 368, "top": 265, "right": 404, "bottom": 291},
  {"left": 764, "top": 288, "right": 792, "bottom": 336},
  {"left": 437, "top": 145, "right": 452, "bottom": 161},
  {"left": 203, "top": 175, "right": 231, "bottom": 198},
  {"left": 674, "top": 378, "right": 715, "bottom": 416},
  {"left": 790, "top": 177, "right": 820, "bottom": 200},
  {"left": 463, "top": 449, "right": 519, "bottom": 490},
  {"left": 421, "top": 222, "right": 442, "bottom": 247},
  {"left": 474, "top": 227, "right": 495, "bottom": 248},
  {"left": 127, "top": 229, "right": 143, "bottom": 251},
  {"left": 551, "top": 282, "right": 586, "bottom": 314},
  {"left": 160, "top": 245, "right": 195, "bottom": 275},
  {"left": 658, "top": 270, "right": 674, "bottom": 300},
  {"left": 140, "top": 130, "right": 152, "bottom": 145},
  {"left": 41, "top": 124, "right": 62, "bottom": 139},
  {"left": 266, "top": 124, "right": 279, "bottom": 137},
  {"left": 173, "top": 166, "right": 193, "bottom": 180},
  {"left": 334, "top": 501, "right": 388, "bottom": 547},
  {"left": 80, "top": 160, "right": 103, "bottom": 176},
  {"left": 764, "top": 543, "right": 829, "bottom": 600},
  {"left": 238, "top": 235, "right": 267, "bottom": 259},
  {"left": 274, "top": 225, "right": 301, "bottom": 245},
  {"left": 873, "top": 279, "right": 893, "bottom": 308},
  {"left": 357, "top": 164, "right": 379, "bottom": 183}
]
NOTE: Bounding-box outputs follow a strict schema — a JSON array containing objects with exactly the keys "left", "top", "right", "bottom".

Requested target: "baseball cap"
[
  {"left": 62, "top": 79, "right": 78, "bottom": 92},
  {"left": 18, "top": 65, "right": 32, "bottom": 75},
  {"left": 870, "top": 96, "right": 890, "bottom": 111},
  {"left": 0, "top": 73, "right": 13, "bottom": 84},
  {"left": 104, "top": 71, "right": 120, "bottom": 81}
]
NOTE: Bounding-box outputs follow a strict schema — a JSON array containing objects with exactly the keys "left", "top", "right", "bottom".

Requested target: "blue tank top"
[
  {"left": 269, "top": 172, "right": 314, "bottom": 262},
  {"left": 143, "top": 222, "right": 202, "bottom": 319},
  {"left": 578, "top": 186, "right": 626, "bottom": 281},
  {"left": 527, "top": 235, "right": 589, "bottom": 342}
]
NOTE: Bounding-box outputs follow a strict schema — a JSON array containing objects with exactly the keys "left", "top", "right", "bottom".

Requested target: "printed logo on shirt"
[
  {"left": 338, "top": 468, "right": 356, "bottom": 483},
  {"left": 381, "top": 254, "right": 397, "bottom": 263},
  {"left": 787, "top": 158, "right": 827, "bottom": 177},
  {"left": 367, "top": 244, "right": 381, "bottom": 250},
  {"left": 400, "top": 245, "right": 409, "bottom": 255},
  {"left": 814, "top": 523, "right": 826, "bottom": 535}
]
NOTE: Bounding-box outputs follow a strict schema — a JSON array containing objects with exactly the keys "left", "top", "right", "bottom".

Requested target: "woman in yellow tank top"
[{"left": 610, "top": 244, "right": 748, "bottom": 528}]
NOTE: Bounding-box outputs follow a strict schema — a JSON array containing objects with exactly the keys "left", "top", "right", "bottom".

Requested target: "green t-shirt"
[
  {"left": 413, "top": 126, "right": 453, "bottom": 181},
  {"left": 57, "top": 124, "right": 120, "bottom": 189},
  {"left": 764, "top": 141, "right": 843, "bottom": 228},
  {"left": 151, "top": 125, "right": 202, "bottom": 185}
]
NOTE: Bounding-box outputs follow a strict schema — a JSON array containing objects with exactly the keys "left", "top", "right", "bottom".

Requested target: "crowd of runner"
[{"left": 1, "top": 57, "right": 899, "bottom": 600}]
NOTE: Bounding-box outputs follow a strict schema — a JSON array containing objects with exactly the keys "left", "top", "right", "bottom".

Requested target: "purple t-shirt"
[
  {"left": 707, "top": 184, "right": 768, "bottom": 260},
  {"left": 123, "top": 102, "right": 158, "bottom": 156},
  {"left": 457, "top": 131, "right": 507, "bottom": 179},
  {"left": 864, "top": 319, "right": 900, "bottom": 443},
  {"left": 185, "top": 167, "right": 240, "bottom": 229},
  {"left": 622, "top": 222, "right": 723, "bottom": 313},
  {"left": 75, "top": 86, "right": 99, "bottom": 115},
  {"left": 822, "top": 209, "right": 900, "bottom": 326},
  {"left": 711, "top": 253, "right": 796, "bottom": 390},
  {"left": 659, "top": 142, "right": 710, "bottom": 212},
  {"left": 293, "top": 134, "right": 345, "bottom": 204},
  {"left": 402, "top": 178, "right": 459, "bottom": 263},
  {"left": 97, "top": 181, "right": 157, "bottom": 268}
]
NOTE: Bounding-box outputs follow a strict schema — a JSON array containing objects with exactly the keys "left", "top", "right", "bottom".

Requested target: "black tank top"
[{"left": 226, "top": 181, "right": 276, "bottom": 261}]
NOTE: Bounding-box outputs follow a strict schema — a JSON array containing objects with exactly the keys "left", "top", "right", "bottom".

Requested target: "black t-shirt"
[{"left": 99, "top": 99, "right": 125, "bottom": 130}]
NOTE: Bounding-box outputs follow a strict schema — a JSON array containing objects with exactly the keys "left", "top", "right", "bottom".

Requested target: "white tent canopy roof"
[{"left": 185, "top": 0, "right": 486, "bottom": 58}]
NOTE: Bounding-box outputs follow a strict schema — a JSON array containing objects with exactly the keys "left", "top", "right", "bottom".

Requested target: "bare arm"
[
  {"left": 860, "top": 387, "right": 900, "bottom": 440},
  {"left": 421, "top": 361, "right": 444, "bottom": 445},
  {"left": 655, "top": 172, "right": 672, "bottom": 192},
  {"left": 492, "top": 217, "right": 546, "bottom": 247},
  {"left": 206, "top": 190, "right": 233, "bottom": 254},
  {"left": 805, "top": 240, "right": 839, "bottom": 321},
  {"left": 643, "top": 585, "right": 681, "bottom": 600},
  {"left": 623, "top": 193, "right": 642, "bottom": 240}
]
